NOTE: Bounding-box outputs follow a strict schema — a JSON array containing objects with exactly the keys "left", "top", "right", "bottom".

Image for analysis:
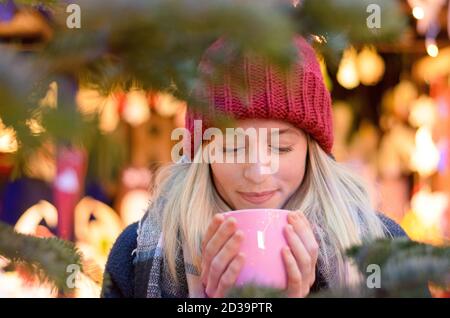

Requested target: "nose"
[
  {"left": 243, "top": 161, "right": 272, "bottom": 184},
  {"left": 242, "top": 137, "right": 277, "bottom": 183}
]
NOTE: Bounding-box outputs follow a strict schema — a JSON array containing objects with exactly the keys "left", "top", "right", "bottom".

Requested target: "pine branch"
[
  {"left": 42, "top": 0, "right": 297, "bottom": 97},
  {"left": 1, "top": 0, "right": 299, "bottom": 179},
  {"left": 0, "top": 48, "right": 48, "bottom": 178},
  {"left": 1, "top": 0, "right": 408, "bottom": 179},
  {"left": 312, "top": 238, "right": 450, "bottom": 298},
  {"left": 0, "top": 221, "right": 83, "bottom": 294},
  {"left": 346, "top": 237, "right": 450, "bottom": 274},
  {"left": 290, "top": 0, "right": 407, "bottom": 67},
  {"left": 225, "top": 238, "right": 449, "bottom": 298}
]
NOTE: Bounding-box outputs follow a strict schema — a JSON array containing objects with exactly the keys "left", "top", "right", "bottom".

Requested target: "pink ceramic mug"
[{"left": 222, "top": 208, "right": 290, "bottom": 289}]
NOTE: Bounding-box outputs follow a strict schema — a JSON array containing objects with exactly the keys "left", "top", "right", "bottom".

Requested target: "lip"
[{"left": 237, "top": 190, "right": 278, "bottom": 204}]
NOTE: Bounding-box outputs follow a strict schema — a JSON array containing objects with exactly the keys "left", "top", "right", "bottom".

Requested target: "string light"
[
  {"left": 426, "top": 40, "right": 439, "bottom": 57},
  {"left": 409, "top": 95, "right": 437, "bottom": 128},
  {"left": 0, "top": 119, "right": 18, "bottom": 153},
  {"left": 99, "top": 94, "right": 120, "bottom": 133},
  {"left": 122, "top": 90, "right": 151, "bottom": 126},
  {"left": 357, "top": 46, "right": 385, "bottom": 85},
  {"left": 411, "top": 187, "right": 448, "bottom": 228},
  {"left": 337, "top": 47, "right": 360, "bottom": 89},
  {"left": 425, "top": 21, "right": 440, "bottom": 58},
  {"left": 412, "top": 6, "right": 425, "bottom": 20},
  {"left": 153, "top": 92, "right": 186, "bottom": 118},
  {"left": 311, "top": 34, "right": 327, "bottom": 44},
  {"left": 411, "top": 127, "right": 440, "bottom": 177}
]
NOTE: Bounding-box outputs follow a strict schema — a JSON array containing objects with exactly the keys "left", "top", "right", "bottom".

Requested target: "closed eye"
[
  {"left": 270, "top": 145, "right": 293, "bottom": 153},
  {"left": 222, "top": 147, "right": 244, "bottom": 153}
]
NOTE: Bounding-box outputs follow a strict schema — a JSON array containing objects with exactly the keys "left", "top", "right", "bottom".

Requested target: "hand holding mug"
[
  {"left": 200, "top": 210, "right": 319, "bottom": 298},
  {"left": 282, "top": 211, "right": 319, "bottom": 298},
  {"left": 200, "top": 214, "right": 246, "bottom": 298}
]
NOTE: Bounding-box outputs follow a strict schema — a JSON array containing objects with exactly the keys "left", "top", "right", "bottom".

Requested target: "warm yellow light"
[
  {"left": 410, "top": 127, "right": 440, "bottom": 177},
  {"left": 317, "top": 54, "right": 332, "bottom": 91},
  {"left": 357, "top": 46, "right": 385, "bottom": 85},
  {"left": 74, "top": 197, "right": 123, "bottom": 245},
  {"left": 120, "top": 190, "right": 151, "bottom": 226},
  {"left": 337, "top": 47, "right": 360, "bottom": 89},
  {"left": 0, "top": 270, "right": 57, "bottom": 297},
  {"left": 409, "top": 95, "right": 437, "bottom": 128},
  {"left": 73, "top": 271, "right": 102, "bottom": 298},
  {"left": 412, "top": 6, "right": 425, "bottom": 19},
  {"left": 122, "top": 90, "right": 150, "bottom": 126},
  {"left": 387, "top": 80, "right": 419, "bottom": 119},
  {"left": 426, "top": 43, "right": 439, "bottom": 57},
  {"left": 74, "top": 197, "right": 123, "bottom": 266},
  {"left": 39, "top": 81, "right": 58, "bottom": 108},
  {"left": 76, "top": 88, "right": 104, "bottom": 115},
  {"left": 26, "top": 118, "right": 45, "bottom": 135},
  {"left": 401, "top": 209, "right": 446, "bottom": 245},
  {"left": 14, "top": 200, "right": 57, "bottom": 235},
  {"left": 77, "top": 89, "right": 120, "bottom": 133},
  {"left": 99, "top": 95, "right": 119, "bottom": 133},
  {"left": 154, "top": 92, "right": 186, "bottom": 118},
  {"left": 311, "top": 34, "right": 327, "bottom": 44},
  {"left": 410, "top": 188, "right": 447, "bottom": 228},
  {"left": 0, "top": 119, "right": 18, "bottom": 153}
]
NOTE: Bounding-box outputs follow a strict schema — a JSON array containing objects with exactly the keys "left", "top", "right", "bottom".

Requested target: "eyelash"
[
  {"left": 223, "top": 147, "right": 243, "bottom": 153},
  {"left": 270, "top": 146, "right": 293, "bottom": 153}
]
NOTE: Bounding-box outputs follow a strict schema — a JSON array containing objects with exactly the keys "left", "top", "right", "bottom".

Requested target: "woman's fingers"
[
  {"left": 282, "top": 246, "right": 305, "bottom": 298},
  {"left": 284, "top": 224, "right": 312, "bottom": 278},
  {"left": 202, "top": 214, "right": 224, "bottom": 252},
  {"left": 287, "top": 212, "right": 319, "bottom": 287},
  {"left": 201, "top": 212, "right": 318, "bottom": 298},
  {"left": 201, "top": 217, "right": 237, "bottom": 286},
  {"left": 206, "top": 230, "right": 244, "bottom": 296},
  {"left": 296, "top": 213, "right": 320, "bottom": 262},
  {"left": 200, "top": 215, "right": 224, "bottom": 286},
  {"left": 289, "top": 214, "right": 318, "bottom": 263},
  {"left": 213, "top": 252, "right": 246, "bottom": 298}
]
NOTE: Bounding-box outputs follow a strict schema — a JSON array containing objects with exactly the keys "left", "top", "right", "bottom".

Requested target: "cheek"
[
  {"left": 210, "top": 163, "right": 240, "bottom": 194},
  {"left": 277, "top": 151, "right": 307, "bottom": 190}
]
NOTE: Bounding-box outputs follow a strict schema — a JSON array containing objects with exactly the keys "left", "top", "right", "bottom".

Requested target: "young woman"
[{"left": 102, "top": 35, "right": 407, "bottom": 298}]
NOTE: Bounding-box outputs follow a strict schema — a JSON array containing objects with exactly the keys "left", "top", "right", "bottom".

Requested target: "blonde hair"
[{"left": 148, "top": 135, "right": 389, "bottom": 289}]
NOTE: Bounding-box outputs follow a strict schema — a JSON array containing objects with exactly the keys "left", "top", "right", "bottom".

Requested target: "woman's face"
[{"left": 210, "top": 119, "right": 308, "bottom": 210}]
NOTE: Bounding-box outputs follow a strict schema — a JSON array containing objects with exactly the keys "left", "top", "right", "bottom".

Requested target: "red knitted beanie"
[{"left": 184, "top": 35, "right": 333, "bottom": 160}]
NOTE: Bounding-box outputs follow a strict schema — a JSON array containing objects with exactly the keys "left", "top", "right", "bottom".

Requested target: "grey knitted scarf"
[{"left": 133, "top": 193, "right": 207, "bottom": 298}]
